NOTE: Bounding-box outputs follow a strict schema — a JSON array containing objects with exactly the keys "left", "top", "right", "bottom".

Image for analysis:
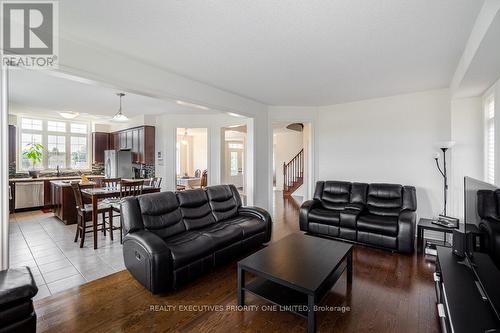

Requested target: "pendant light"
[{"left": 112, "top": 93, "right": 129, "bottom": 122}]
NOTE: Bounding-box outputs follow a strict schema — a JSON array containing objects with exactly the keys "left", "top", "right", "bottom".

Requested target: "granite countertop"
[
  {"left": 50, "top": 180, "right": 99, "bottom": 187},
  {"left": 9, "top": 175, "right": 105, "bottom": 182}
]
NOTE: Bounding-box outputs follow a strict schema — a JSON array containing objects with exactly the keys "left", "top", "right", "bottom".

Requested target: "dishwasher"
[{"left": 15, "top": 182, "right": 45, "bottom": 209}]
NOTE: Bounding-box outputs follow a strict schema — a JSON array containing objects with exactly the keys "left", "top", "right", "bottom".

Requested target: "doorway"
[
  {"left": 272, "top": 122, "right": 312, "bottom": 202},
  {"left": 175, "top": 128, "right": 208, "bottom": 190},
  {"left": 221, "top": 125, "right": 247, "bottom": 198}
]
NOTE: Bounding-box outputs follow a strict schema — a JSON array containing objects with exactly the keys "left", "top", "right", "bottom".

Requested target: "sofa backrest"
[
  {"left": 137, "top": 192, "right": 185, "bottom": 238},
  {"left": 366, "top": 183, "right": 407, "bottom": 216},
  {"left": 176, "top": 189, "right": 216, "bottom": 230},
  {"left": 205, "top": 184, "right": 242, "bottom": 222},
  {"left": 314, "top": 181, "right": 351, "bottom": 210},
  {"left": 477, "top": 189, "right": 499, "bottom": 220},
  {"left": 313, "top": 181, "right": 368, "bottom": 210}
]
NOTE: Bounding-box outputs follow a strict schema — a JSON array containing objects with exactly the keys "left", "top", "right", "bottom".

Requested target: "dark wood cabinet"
[
  {"left": 113, "top": 126, "right": 155, "bottom": 164},
  {"left": 92, "top": 132, "right": 110, "bottom": 164},
  {"left": 91, "top": 126, "right": 155, "bottom": 166},
  {"left": 109, "top": 133, "right": 119, "bottom": 150},
  {"left": 8, "top": 125, "right": 16, "bottom": 165}
]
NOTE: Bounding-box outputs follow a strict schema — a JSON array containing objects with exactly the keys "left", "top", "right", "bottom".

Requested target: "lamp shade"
[{"left": 435, "top": 141, "right": 455, "bottom": 149}]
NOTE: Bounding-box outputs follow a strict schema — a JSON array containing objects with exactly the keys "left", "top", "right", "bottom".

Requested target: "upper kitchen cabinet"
[
  {"left": 92, "top": 132, "right": 110, "bottom": 164},
  {"left": 114, "top": 126, "right": 155, "bottom": 164},
  {"left": 9, "top": 125, "right": 16, "bottom": 164}
]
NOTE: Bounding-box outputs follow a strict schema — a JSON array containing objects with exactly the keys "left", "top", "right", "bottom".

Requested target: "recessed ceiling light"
[
  {"left": 227, "top": 112, "right": 245, "bottom": 118},
  {"left": 58, "top": 111, "right": 80, "bottom": 119},
  {"left": 176, "top": 100, "right": 209, "bottom": 111}
]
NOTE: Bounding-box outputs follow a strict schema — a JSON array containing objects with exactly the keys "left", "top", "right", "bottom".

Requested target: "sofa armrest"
[
  {"left": 397, "top": 210, "right": 416, "bottom": 254},
  {"left": 122, "top": 230, "right": 172, "bottom": 294},
  {"left": 299, "top": 200, "right": 321, "bottom": 232},
  {"left": 238, "top": 206, "right": 273, "bottom": 242}
]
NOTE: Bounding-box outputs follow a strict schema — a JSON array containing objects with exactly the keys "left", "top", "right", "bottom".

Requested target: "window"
[
  {"left": 47, "top": 121, "right": 66, "bottom": 132},
  {"left": 230, "top": 151, "right": 238, "bottom": 176},
  {"left": 228, "top": 143, "right": 244, "bottom": 149},
  {"left": 70, "top": 123, "right": 87, "bottom": 134},
  {"left": 485, "top": 95, "right": 495, "bottom": 184},
  {"left": 47, "top": 135, "right": 66, "bottom": 168},
  {"left": 20, "top": 133, "right": 42, "bottom": 170},
  {"left": 70, "top": 136, "right": 88, "bottom": 169},
  {"left": 18, "top": 117, "right": 90, "bottom": 170},
  {"left": 21, "top": 118, "right": 42, "bottom": 131}
]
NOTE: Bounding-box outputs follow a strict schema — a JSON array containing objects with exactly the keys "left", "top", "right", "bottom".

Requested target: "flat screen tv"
[{"left": 464, "top": 176, "right": 500, "bottom": 321}]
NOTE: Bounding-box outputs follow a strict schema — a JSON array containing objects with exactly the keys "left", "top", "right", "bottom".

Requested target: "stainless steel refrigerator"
[{"left": 104, "top": 150, "right": 133, "bottom": 178}]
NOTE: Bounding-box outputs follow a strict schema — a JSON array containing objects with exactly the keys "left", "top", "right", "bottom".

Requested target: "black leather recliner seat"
[
  {"left": 300, "top": 181, "right": 416, "bottom": 253},
  {"left": 477, "top": 189, "right": 500, "bottom": 268},
  {"left": 121, "top": 184, "right": 272, "bottom": 294},
  {"left": 0, "top": 267, "right": 38, "bottom": 333}
]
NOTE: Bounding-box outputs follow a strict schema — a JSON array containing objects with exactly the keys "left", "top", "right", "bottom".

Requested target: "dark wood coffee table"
[{"left": 237, "top": 233, "right": 353, "bottom": 333}]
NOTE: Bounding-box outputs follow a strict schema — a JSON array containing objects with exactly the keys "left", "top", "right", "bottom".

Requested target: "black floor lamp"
[{"left": 433, "top": 141, "right": 455, "bottom": 216}]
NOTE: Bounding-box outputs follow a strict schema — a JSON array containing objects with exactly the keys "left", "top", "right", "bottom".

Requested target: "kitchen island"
[{"left": 9, "top": 175, "right": 105, "bottom": 214}]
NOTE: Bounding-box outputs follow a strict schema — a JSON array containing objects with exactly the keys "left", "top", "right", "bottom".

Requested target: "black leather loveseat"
[
  {"left": 121, "top": 184, "right": 272, "bottom": 294},
  {"left": 477, "top": 189, "right": 500, "bottom": 268},
  {"left": 300, "top": 181, "right": 416, "bottom": 253}
]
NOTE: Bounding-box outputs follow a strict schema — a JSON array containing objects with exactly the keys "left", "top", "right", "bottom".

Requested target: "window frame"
[
  {"left": 484, "top": 94, "right": 495, "bottom": 184},
  {"left": 17, "top": 116, "right": 91, "bottom": 172}
]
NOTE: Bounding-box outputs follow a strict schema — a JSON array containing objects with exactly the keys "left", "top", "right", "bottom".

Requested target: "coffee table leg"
[
  {"left": 347, "top": 249, "right": 353, "bottom": 285},
  {"left": 307, "top": 294, "right": 316, "bottom": 333},
  {"left": 237, "top": 265, "right": 245, "bottom": 306}
]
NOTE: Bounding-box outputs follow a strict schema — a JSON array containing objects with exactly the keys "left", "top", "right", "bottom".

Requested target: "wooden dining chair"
[
  {"left": 71, "top": 183, "right": 113, "bottom": 248},
  {"left": 101, "top": 177, "right": 121, "bottom": 189},
  {"left": 200, "top": 170, "right": 208, "bottom": 188},
  {"left": 107, "top": 179, "right": 144, "bottom": 243},
  {"left": 148, "top": 177, "right": 162, "bottom": 188}
]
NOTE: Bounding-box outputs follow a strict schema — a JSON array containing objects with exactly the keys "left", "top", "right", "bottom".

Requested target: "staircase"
[{"left": 283, "top": 148, "right": 304, "bottom": 197}]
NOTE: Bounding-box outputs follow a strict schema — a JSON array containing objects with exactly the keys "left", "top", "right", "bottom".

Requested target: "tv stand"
[{"left": 436, "top": 247, "right": 500, "bottom": 333}]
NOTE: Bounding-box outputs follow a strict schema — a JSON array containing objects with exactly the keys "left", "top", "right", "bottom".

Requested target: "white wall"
[
  {"left": 192, "top": 130, "right": 208, "bottom": 172},
  {"left": 273, "top": 130, "right": 303, "bottom": 191},
  {"left": 449, "top": 97, "right": 483, "bottom": 219},
  {"left": 316, "top": 89, "right": 451, "bottom": 219}
]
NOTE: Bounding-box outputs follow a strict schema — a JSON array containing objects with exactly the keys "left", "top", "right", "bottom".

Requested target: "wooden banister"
[{"left": 283, "top": 148, "right": 304, "bottom": 196}]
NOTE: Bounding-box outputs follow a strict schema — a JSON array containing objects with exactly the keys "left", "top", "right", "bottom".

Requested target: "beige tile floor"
[{"left": 8, "top": 210, "right": 125, "bottom": 301}]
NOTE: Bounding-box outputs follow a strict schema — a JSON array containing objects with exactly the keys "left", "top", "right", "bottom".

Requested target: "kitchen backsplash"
[
  {"left": 9, "top": 161, "right": 155, "bottom": 179},
  {"left": 133, "top": 163, "right": 155, "bottom": 179}
]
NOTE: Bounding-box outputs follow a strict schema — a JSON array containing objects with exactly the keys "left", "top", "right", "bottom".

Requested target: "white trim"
[
  {"left": 15, "top": 115, "right": 91, "bottom": 172},
  {"left": 1, "top": 66, "right": 9, "bottom": 270}
]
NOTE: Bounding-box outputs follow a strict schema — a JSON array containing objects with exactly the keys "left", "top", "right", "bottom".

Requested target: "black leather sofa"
[
  {"left": 0, "top": 267, "right": 38, "bottom": 333},
  {"left": 300, "top": 181, "right": 417, "bottom": 253},
  {"left": 121, "top": 184, "right": 272, "bottom": 294},
  {"left": 477, "top": 189, "right": 500, "bottom": 268}
]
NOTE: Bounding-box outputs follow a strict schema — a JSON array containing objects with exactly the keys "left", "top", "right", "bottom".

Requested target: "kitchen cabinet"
[
  {"left": 8, "top": 125, "right": 16, "bottom": 165},
  {"left": 51, "top": 181, "right": 78, "bottom": 225},
  {"left": 92, "top": 132, "right": 110, "bottom": 164},
  {"left": 114, "top": 126, "right": 155, "bottom": 164},
  {"left": 109, "top": 133, "right": 119, "bottom": 150}
]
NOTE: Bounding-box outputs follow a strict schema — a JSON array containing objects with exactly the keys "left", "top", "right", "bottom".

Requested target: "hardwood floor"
[{"left": 34, "top": 192, "right": 439, "bottom": 333}]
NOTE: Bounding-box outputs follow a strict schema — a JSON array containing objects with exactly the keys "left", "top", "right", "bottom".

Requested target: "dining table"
[
  {"left": 81, "top": 185, "right": 160, "bottom": 249},
  {"left": 177, "top": 177, "right": 201, "bottom": 189}
]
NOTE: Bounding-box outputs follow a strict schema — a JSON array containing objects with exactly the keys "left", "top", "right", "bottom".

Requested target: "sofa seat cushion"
[
  {"left": 357, "top": 213, "right": 398, "bottom": 236},
  {"left": 308, "top": 208, "right": 340, "bottom": 226},
  {"left": 163, "top": 232, "right": 214, "bottom": 269},
  {"left": 222, "top": 216, "right": 265, "bottom": 238},
  {"left": 199, "top": 223, "right": 243, "bottom": 250}
]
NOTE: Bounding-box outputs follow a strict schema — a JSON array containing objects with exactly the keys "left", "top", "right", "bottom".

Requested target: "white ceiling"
[
  {"left": 60, "top": 0, "right": 484, "bottom": 106},
  {"left": 9, "top": 69, "right": 218, "bottom": 120}
]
